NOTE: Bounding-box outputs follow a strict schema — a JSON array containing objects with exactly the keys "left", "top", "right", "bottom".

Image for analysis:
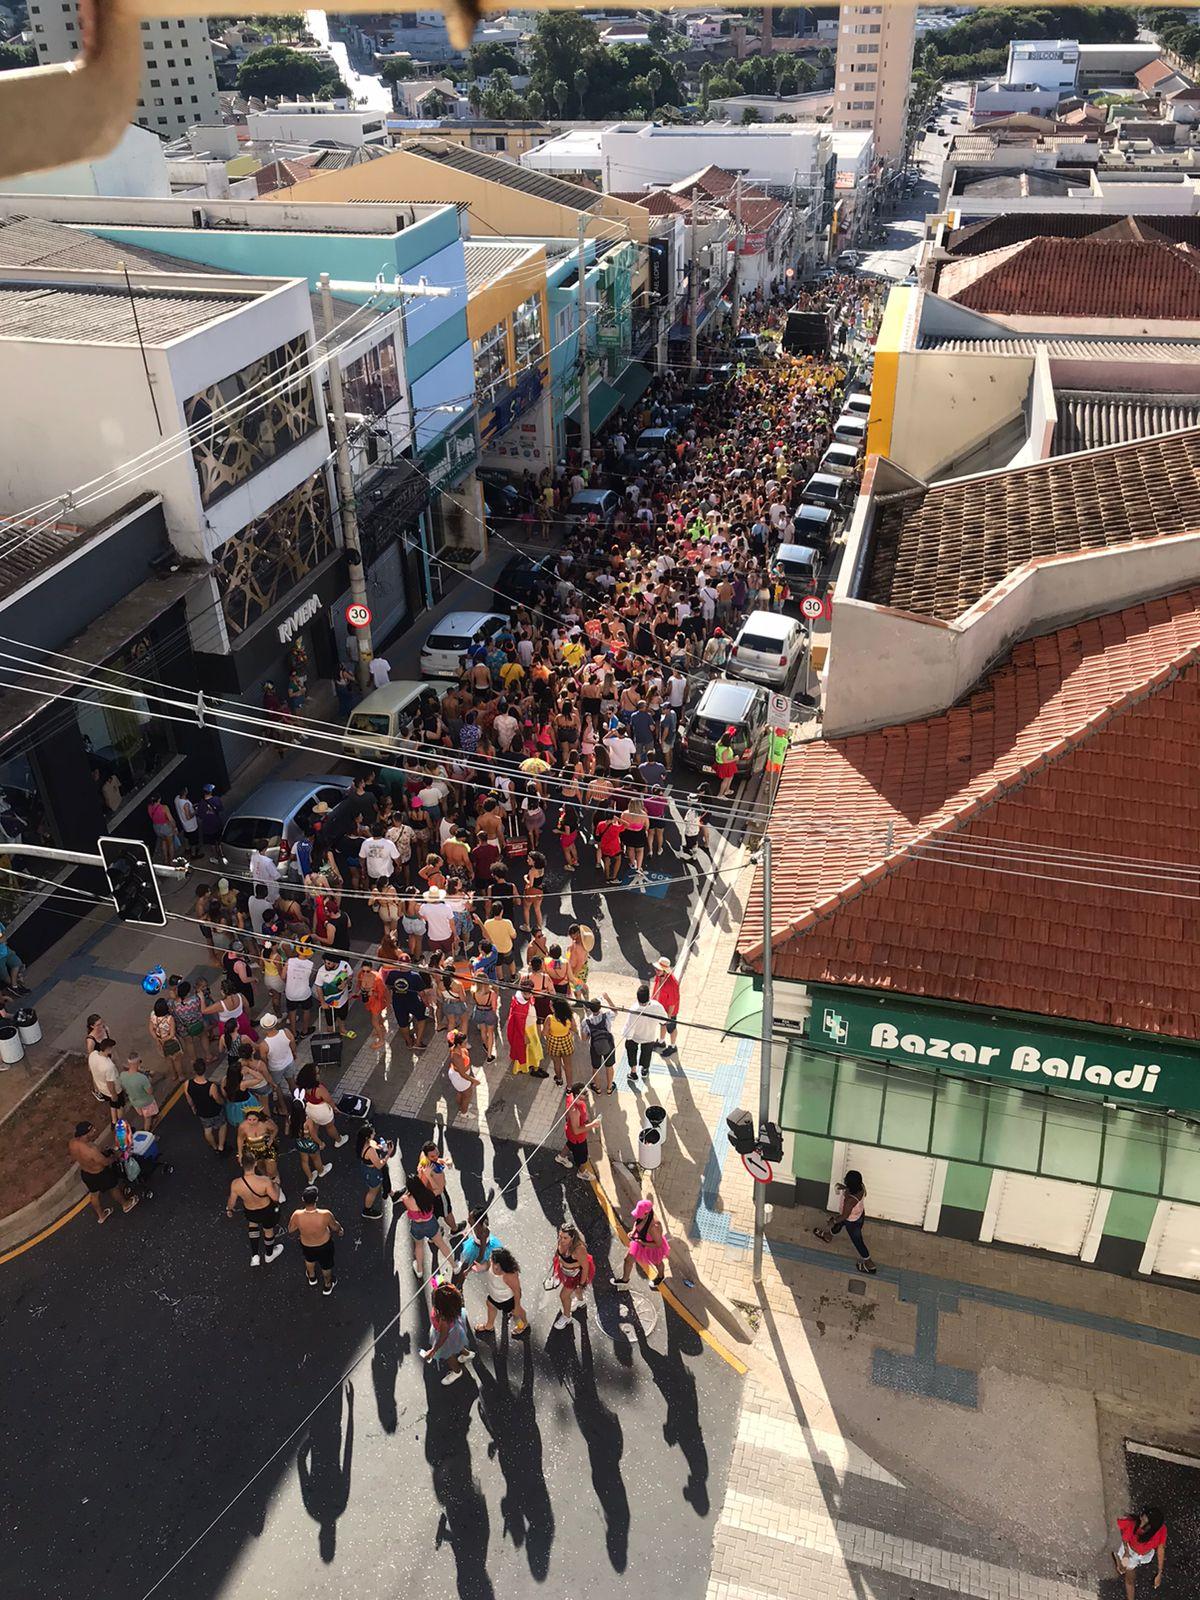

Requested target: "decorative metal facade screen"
[
  {"left": 213, "top": 472, "right": 335, "bottom": 639},
  {"left": 185, "top": 336, "right": 319, "bottom": 509}
]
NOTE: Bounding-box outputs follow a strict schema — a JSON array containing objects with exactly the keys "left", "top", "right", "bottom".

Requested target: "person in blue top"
[{"left": 452, "top": 1207, "right": 501, "bottom": 1287}]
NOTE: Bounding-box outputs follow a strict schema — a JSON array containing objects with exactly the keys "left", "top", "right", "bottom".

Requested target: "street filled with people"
[{"left": 81, "top": 282, "right": 882, "bottom": 1353}]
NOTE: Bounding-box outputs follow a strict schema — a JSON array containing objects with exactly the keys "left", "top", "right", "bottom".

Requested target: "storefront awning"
[
  {"left": 780, "top": 1042, "right": 1200, "bottom": 1206},
  {"left": 566, "top": 379, "right": 622, "bottom": 433},
  {"left": 724, "top": 974, "right": 764, "bottom": 1039},
  {"left": 614, "top": 360, "right": 653, "bottom": 413}
]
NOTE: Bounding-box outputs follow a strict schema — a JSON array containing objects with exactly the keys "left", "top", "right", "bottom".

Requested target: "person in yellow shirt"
[
  {"left": 498, "top": 654, "right": 525, "bottom": 693},
  {"left": 561, "top": 633, "right": 586, "bottom": 670}
]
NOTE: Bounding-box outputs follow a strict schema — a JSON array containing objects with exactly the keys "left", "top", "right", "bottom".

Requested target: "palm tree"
[
  {"left": 553, "top": 78, "right": 569, "bottom": 119},
  {"left": 573, "top": 66, "right": 588, "bottom": 117},
  {"left": 647, "top": 66, "right": 663, "bottom": 113},
  {"left": 526, "top": 87, "right": 545, "bottom": 120},
  {"left": 467, "top": 84, "right": 484, "bottom": 118}
]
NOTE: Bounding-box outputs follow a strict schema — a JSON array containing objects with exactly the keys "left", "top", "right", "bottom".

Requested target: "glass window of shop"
[
  {"left": 473, "top": 320, "right": 509, "bottom": 408},
  {"left": 74, "top": 641, "right": 176, "bottom": 819},
  {"left": 343, "top": 337, "right": 402, "bottom": 419},
  {"left": 512, "top": 294, "right": 544, "bottom": 373},
  {"left": 0, "top": 752, "right": 53, "bottom": 847}
]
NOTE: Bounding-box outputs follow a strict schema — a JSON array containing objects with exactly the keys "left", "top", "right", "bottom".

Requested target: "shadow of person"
[
  {"left": 296, "top": 1380, "right": 354, "bottom": 1565},
  {"left": 632, "top": 1298, "right": 711, "bottom": 1516},
  {"left": 370, "top": 1263, "right": 409, "bottom": 1435},
  {"left": 475, "top": 1331, "right": 556, "bottom": 1580},
  {"left": 551, "top": 1319, "right": 631, "bottom": 1572},
  {"left": 425, "top": 1371, "right": 495, "bottom": 1600}
]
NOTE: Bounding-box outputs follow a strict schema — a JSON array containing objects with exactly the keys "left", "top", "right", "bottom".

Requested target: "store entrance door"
[
  {"left": 981, "top": 1172, "right": 1110, "bottom": 1260},
  {"left": 828, "top": 1142, "right": 945, "bottom": 1230},
  {"left": 1140, "top": 1200, "right": 1200, "bottom": 1281}
]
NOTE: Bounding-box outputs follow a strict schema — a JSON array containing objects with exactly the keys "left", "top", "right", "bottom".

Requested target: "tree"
[
  {"left": 552, "top": 78, "right": 570, "bottom": 118},
  {"left": 528, "top": 13, "right": 604, "bottom": 101},
  {"left": 573, "top": 67, "right": 589, "bottom": 116},
  {"left": 467, "top": 84, "right": 484, "bottom": 116},
  {"left": 525, "top": 88, "right": 546, "bottom": 120},
  {"left": 699, "top": 61, "right": 713, "bottom": 115},
  {"left": 742, "top": 106, "right": 761, "bottom": 124},
  {"left": 380, "top": 57, "right": 415, "bottom": 84},
  {"left": 817, "top": 46, "right": 833, "bottom": 75},
  {"left": 421, "top": 90, "right": 454, "bottom": 119},
  {"left": 647, "top": 66, "right": 663, "bottom": 112},
  {"left": 237, "top": 45, "right": 341, "bottom": 101},
  {"left": 794, "top": 58, "right": 818, "bottom": 92},
  {"left": 467, "top": 40, "right": 521, "bottom": 78},
  {"left": 0, "top": 42, "right": 35, "bottom": 71}
]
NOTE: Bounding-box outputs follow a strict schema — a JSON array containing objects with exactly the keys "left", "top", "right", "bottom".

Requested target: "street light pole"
[
  {"left": 576, "top": 213, "right": 592, "bottom": 464},
  {"left": 752, "top": 832, "right": 775, "bottom": 1285},
  {"left": 320, "top": 270, "right": 374, "bottom": 693},
  {"left": 731, "top": 172, "right": 743, "bottom": 337},
  {"left": 688, "top": 184, "right": 700, "bottom": 375}
]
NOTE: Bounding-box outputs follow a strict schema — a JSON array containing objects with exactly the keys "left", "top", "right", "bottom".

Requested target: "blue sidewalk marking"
[
  {"left": 615, "top": 865, "right": 673, "bottom": 899},
  {"left": 872, "top": 1284, "right": 979, "bottom": 1409}
]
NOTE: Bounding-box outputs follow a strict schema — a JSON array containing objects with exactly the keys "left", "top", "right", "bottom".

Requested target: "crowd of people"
[{"left": 79, "top": 286, "right": 880, "bottom": 1341}]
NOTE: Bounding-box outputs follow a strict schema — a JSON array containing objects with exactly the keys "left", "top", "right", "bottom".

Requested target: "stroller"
[{"left": 113, "top": 1121, "right": 174, "bottom": 1201}]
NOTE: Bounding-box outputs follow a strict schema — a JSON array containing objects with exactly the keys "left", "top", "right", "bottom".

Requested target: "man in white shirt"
[
  {"left": 249, "top": 846, "right": 281, "bottom": 905},
  {"left": 174, "top": 788, "right": 200, "bottom": 860},
  {"left": 493, "top": 706, "right": 520, "bottom": 752},
  {"left": 667, "top": 671, "right": 688, "bottom": 710},
  {"left": 622, "top": 985, "right": 668, "bottom": 1086},
  {"left": 604, "top": 729, "right": 637, "bottom": 773},
  {"left": 88, "top": 1038, "right": 123, "bottom": 1122},
  {"left": 419, "top": 886, "right": 456, "bottom": 954},
  {"left": 284, "top": 949, "right": 315, "bottom": 1038},
  {"left": 359, "top": 824, "right": 400, "bottom": 883},
  {"left": 369, "top": 655, "right": 392, "bottom": 690}
]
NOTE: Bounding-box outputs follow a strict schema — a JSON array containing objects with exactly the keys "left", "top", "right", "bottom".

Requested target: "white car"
[
  {"left": 728, "top": 610, "right": 806, "bottom": 688},
  {"left": 419, "top": 610, "right": 507, "bottom": 677}
]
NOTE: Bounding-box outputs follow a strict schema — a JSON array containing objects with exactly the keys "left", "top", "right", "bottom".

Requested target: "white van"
[
  {"left": 832, "top": 414, "right": 868, "bottom": 450},
  {"left": 728, "top": 609, "right": 805, "bottom": 687},
  {"left": 345, "top": 679, "right": 446, "bottom": 757},
  {"left": 819, "top": 442, "right": 860, "bottom": 479}
]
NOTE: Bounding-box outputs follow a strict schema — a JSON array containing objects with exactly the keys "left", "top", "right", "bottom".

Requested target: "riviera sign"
[{"left": 807, "top": 987, "right": 1200, "bottom": 1111}]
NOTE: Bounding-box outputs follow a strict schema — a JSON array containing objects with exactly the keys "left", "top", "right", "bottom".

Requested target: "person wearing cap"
[
  {"left": 616, "top": 1196, "right": 670, "bottom": 1290},
  {"left": 650, "top": 956, "right": 682, "bottom": 1059},
  {"left": 314, "top": 952, "right": 353, "bottom": 1037},
  {"left": 256, "top": 1012, "right": 298, "bottom": 1116}
]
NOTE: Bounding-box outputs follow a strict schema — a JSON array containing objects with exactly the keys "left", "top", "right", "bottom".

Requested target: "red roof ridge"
[{"left": 738, "top": 626, "right": 1200, "bottom": 964}]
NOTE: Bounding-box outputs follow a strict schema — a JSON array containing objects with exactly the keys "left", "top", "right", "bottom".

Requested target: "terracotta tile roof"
[
  {"left": 739, "top": 589, "right": 1200, "bottom": 1037},
  {"left": 944, "top": 213, "right": 1200, "bottom": 256},
  {"left": 610, "top": 189, "right": 692, "bottom": 216},
  {"left": 862, "top": 426, "right": 1200, "bottom": 620},
  {"left": 253, "top": 156, "right": 317, "bottom": 195},
  {"left": 1135, "top": 58, "right": 1176, "bottom": 91},
  {"left": 939, "top": 237, "right": 1200, "bottom": 318}
]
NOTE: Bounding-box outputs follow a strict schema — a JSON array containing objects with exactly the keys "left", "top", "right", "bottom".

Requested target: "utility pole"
[
  {"left": 320, "top": 269, "right": 374, "bottom": 693},
  {"left": 731, "top": 171, "right": 743, "bottom": 337},
  {"left": 576, "top": 213, "right": 591, "bottom": 465},
  {"left": 752, "top": 832, "right": 774, "bottom": 1285},
  {"left": 688, "top": 184, "right": 700, "bottom": 375}
]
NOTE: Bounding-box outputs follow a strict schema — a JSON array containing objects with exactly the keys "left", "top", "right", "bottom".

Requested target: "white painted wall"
[
  {"left": 0, "top": 192, "right": 435, "bottom": 235},
  {"left": 248, "top": 109, "right": 388, "bottom": 146},
  {"left": 887, "top": 349, "right": 1035, "bottom": 480},
  {"left": 601, "top": 123, "right": 831, "bottom": 194}
]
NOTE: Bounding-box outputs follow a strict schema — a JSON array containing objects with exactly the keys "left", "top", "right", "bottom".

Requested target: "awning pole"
[{"left": 753, "top": 833, "right": 774, "bottom": 1285}]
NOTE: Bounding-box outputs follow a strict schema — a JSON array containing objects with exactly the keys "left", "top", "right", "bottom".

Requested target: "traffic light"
[
  {"left": 726, "top": 1107, "right": 756, "bottom": 1155},
  {"left": 758, "top": 1121, "right": 784, "bottom": 1164},
  {"left": 98, "top": 836, "right": 166, "bottom": 927}
]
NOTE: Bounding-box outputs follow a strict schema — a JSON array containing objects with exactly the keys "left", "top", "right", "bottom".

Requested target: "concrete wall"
[
  {"left": 600, "top": 123, "right": 829, "bottom": 194},
  {"left": 248, "top": 109, "right": 387, "bottom": 146},
  {"left": 0, "top": 192, "right": 438, "bottom": 236},
  {"left": 888, "top": 347, "right": 1035, "bottom": 480},
  {"left": 0, "top": 123, "right": 170, "bottom": 199}
]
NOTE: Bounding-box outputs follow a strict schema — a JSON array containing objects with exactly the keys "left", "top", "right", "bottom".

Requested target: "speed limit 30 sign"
[
  {"left": 345, "top": 602, "right": 372, "bottom": 629},
  {"left": 800, "top": 594, "right": 830, "bottom": 621}
]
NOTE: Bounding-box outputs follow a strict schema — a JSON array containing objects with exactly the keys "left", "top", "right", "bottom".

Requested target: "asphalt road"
[
  {"left": 858, "top": 82, "right": 971, "bottom": 283},
  {"left": 0, "top": 1112, "right": 741, "bottom": 1600}
]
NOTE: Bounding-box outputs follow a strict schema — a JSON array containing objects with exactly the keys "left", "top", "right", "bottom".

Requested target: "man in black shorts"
[
  {"left": 385, "top": 955, "right": 431, "bottom": 1049},
  {"left": 288, "top": 1186, "right": 344, "bottom": 1295},
  {"left": 68, "top": 1121, "right": 139, "bottom": 1225}
]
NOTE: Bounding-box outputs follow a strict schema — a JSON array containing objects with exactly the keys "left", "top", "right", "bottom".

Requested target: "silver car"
[{"left": 218, "top": 775, "right": 353, "bottom": 872}]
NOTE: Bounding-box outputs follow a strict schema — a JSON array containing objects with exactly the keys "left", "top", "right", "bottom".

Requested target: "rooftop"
[
  {"left": 919, "top": 334, "right": 1200, "bottom": 360},
  {"left": 462, "top": 240, "right": 539, "bottom": 295},
  {"left": 739, "top": 587, "right": 1200, "bottom": 1038},
  {"left": 398, "top": 137, "right": 601, "bottom": 212},
  {"left": 933, "top": 237, "right": 1200, "bottom": 320},
  {"left": 1053, "top": 391, "right": 1200, "bottom": 454},
  {"left": 861, "top": 427, "right": 1200, "bottom": 621},
  {"left": 0, "top": 274, "right": 256, "bottom": 343},
  {"left": 942, "top": 212, "right": 1200, "bottom": 256}
]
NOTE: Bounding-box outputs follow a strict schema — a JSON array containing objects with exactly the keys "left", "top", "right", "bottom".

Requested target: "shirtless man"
[
  {"left": 288, "top": 1186, "right": 344, "bottom": 1295},
  {"left": 69, "top": 1121, "right": 138, "bottom": 1225},
  {"left": 226, "top": 1153, "right": 283, "bottom": 1267}
]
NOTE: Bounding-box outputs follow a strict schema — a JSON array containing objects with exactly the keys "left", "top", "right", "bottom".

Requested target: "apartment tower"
[{"left": 832, "top": 2, "right": 918, "bottom": 169}]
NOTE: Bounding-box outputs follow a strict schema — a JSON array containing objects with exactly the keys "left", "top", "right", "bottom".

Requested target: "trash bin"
[
  {"left": 645, "top": 1105, "right": 667, "bottom": 1132},
  {"left": 638, "top": 1126, "right": 663, "bottom": 1171},
  {"left": 15, "top": 1007, "right": 41, "bottom": 1046},
  {"left": 0, "top": 1023, "right": 24, "bottom": 1065}
]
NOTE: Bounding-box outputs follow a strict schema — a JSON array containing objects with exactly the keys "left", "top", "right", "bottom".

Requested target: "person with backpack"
[{"left": 581, "top": 994, "right": 617, "bottom": 1095}]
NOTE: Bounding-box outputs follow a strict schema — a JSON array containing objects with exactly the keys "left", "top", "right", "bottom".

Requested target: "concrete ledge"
[{"left": 0, "top": 1164, "right": 80, "bottom": 1256}]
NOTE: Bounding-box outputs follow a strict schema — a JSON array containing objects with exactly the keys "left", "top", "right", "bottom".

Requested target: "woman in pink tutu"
[{"left": 616, "top": 1197, "right": 670, "bottom": 1290}]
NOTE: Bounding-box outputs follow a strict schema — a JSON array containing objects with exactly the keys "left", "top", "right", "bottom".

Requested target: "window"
[
  {"left": 152, "top": 96, "right": 163, "bottom": 106},
  {"left": 141, "top": 18, "right": 150, "bottom": 27},
  {"left": 473, "top": 320, "right": 508, "bottom": 407},
  {"left": 512, "top": 294, "right": 544, "bottom": 372},
  {"left": 160, "top": 19, "right": 168, "bottom": 27},
  {"left": 191, "top": 95, "right": 198, "bottom": 104},
  {"left": 343, "top": 338, "right": 401, "bottom": 417},
  {"left": 167, "top": 56, "right": 174, "bottom": 65},
  {"left": 184, "top": 56, "right": 191, "bottom": 65},
  {"left": 187, "top": 76, "right": 193, "bottom": 84},
  {"left": 150, "top": 77, "right": 159, "bottom": 86},
  {"left": 157, "top": 116, "right": 168, "bottom": 126},
  {"left": 174, "top": 96, "right": 182, "bottom": 105},
  {"left": 170, "top": 77, "right": 178, "bottom": 85},
  {"left": 185, "top": 336, "right": 319, "bottom": 509}
]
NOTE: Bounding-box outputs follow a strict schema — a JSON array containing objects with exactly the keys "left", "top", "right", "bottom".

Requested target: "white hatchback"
[
  {"left": 728, "top": 610, "right": 806, "bottom": 687},
  {"left": 419, "top": 611, "right": 507, "bottom": 677}
]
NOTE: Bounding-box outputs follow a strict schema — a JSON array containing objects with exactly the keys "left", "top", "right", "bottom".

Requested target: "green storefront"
[{"left": 770, "top": 986, "right": 1200, "bottom": 1280}]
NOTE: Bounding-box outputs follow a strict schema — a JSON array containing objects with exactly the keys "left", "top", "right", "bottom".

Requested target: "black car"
[
  {"left": 480, "top": 473, "right": 522, "bottom": 521},
  {"left": 492, "top": 553, "right": 556, "bottom": 606}
]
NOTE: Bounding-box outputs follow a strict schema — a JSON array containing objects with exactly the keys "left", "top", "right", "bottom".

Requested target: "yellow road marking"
[
  {"left": 0, "top": 1079, "right": 188, "bottom": 1267},
  {"left": 588, "top": 1173, "right": 749, "bottom": 1375}
]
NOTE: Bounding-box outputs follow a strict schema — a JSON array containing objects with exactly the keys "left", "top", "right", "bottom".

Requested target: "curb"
[{"left": 0, "top": 1164, "right": 83, "bottom": 1258}]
